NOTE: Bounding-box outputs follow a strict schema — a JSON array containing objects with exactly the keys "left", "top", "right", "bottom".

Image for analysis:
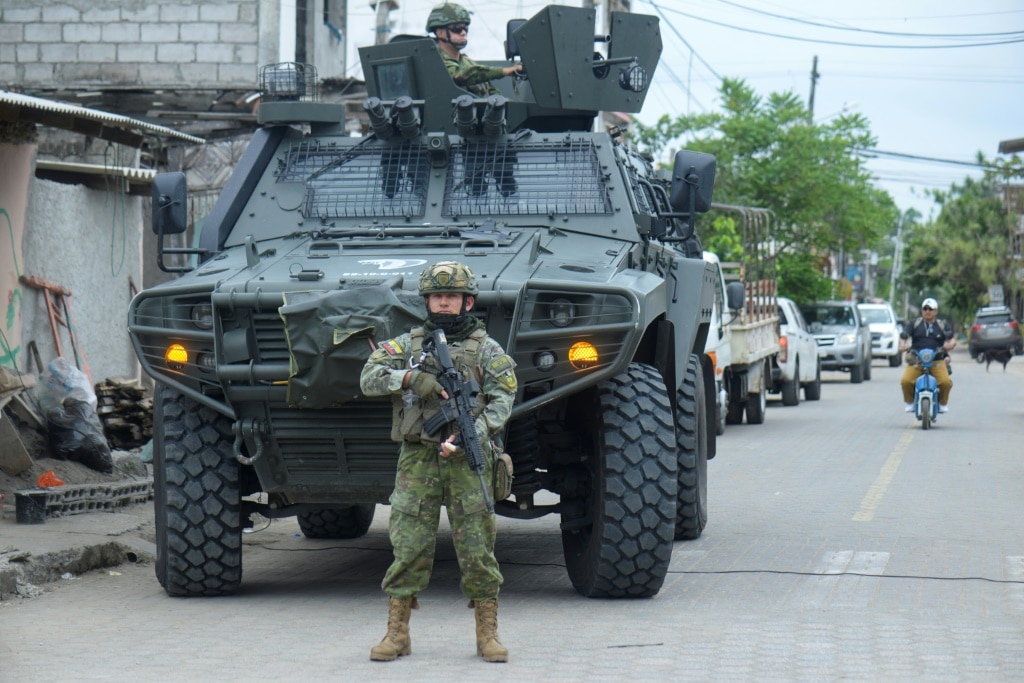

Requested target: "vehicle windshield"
[
  {"left": 802, "top": 306, "right": 855, "bottom": 327},
  {"left": 977, "top": 313, "right": 1012, "bottom": 325},
  {"left": 859, "top": 307, "right": 893, "bottom": 324}
]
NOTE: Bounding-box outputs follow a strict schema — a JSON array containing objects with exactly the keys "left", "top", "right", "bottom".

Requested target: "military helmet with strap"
[{"left": 425, "top": 3, "right": 471, "bottom": 32}]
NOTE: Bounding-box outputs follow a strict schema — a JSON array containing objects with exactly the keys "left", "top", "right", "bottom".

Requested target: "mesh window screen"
[
  {"left": 279, "top": 140, "right": 430, "bottom": 219},
  {"left": 443, "top": 139, "right": 612, "bottom": 217}
]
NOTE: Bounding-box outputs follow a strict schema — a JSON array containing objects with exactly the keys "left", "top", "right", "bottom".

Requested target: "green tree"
[
  {"left": 634, "top": 78, "right": 898, "bottom": 303},
  {"left": 901, "top": 155, "right": 1024, "bottom": 326}
]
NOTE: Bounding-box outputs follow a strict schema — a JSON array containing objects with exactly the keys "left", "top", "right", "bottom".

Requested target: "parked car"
[
  {"left": 799, "top": 301, "right": 873, "bottom": 383},
  {"left": 770, "top": 297, "right": 822, "bottom": 405},
  {"left": 968, "top": 305, "right": 1023, "bottom": 359},
  {"left": 858, "top": 301, "right": 902, "bottom": 367}
]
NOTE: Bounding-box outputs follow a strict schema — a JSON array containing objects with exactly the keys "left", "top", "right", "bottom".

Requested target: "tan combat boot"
[
  {"left": 370, "top": 596, "right": 418, "bottom": 661},
  {"left": 472, "top": 599, "right": 509, "bottom": 663}
]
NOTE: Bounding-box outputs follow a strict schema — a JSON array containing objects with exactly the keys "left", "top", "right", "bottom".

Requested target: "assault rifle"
[{"left": 423, "top": 328, "right": 493, "bottom": 513}]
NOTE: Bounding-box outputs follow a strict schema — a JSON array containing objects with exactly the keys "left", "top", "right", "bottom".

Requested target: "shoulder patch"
[
  {"left": 380, "top": 339, "right": 403, "bottom": 356},
  {"left": 486, "top": 354, "right": 517, "bottom": 393},
  {"left": 486, "top": 354, "right": 516, "bottom": 376}
]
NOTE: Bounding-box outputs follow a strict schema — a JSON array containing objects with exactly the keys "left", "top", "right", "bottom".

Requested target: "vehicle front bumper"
[
  {"left": 815, "top": 339, "right": 861, "bottom": 371},
  {"left": 871, "top": 333, "right": 898, "bottom": 358}
]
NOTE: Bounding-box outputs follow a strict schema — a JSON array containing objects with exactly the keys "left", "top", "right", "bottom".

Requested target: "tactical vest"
[{"left": 390, "top": 326, "right": 488, "bottom": 443}]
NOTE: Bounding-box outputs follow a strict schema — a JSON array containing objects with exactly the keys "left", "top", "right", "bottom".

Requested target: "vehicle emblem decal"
[{"left": 358, "top": 259, "right": 428, "bottom": 271}]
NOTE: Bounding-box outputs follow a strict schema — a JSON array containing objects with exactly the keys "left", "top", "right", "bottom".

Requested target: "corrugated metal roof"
[
  {"left": 0, "top": 90, "right": 206, "bottom": 147},
  {"left": 34, "top": 160, "right": 158, "bottom": 196}
]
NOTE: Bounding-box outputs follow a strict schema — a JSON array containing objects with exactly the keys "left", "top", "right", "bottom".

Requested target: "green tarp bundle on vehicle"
[{"left": 280, "top": 279, "right": 425, "bottom": 408}]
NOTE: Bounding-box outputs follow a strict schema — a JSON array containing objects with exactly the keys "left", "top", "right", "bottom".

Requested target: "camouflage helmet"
[
  {"left": 425, "top": 2, "right": 471, "bottom": 32},
  {"left": 418, "top": 261, "right": 478, "bottom": 296}
]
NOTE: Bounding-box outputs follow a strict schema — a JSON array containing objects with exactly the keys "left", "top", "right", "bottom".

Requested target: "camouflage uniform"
[
  {"left": 440, "top": 50, "right": 504, "bottom": 97},
  {"left": 360, "top": 324, "right": 517, "bottom": 600}
]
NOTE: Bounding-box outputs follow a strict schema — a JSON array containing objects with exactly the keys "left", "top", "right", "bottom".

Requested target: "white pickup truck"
[
  {"left": 769, "top": 297, "right": 822, "bottom": 405},
  {"left": 703, "top": 251, "right": 780, "bottom": 432}
]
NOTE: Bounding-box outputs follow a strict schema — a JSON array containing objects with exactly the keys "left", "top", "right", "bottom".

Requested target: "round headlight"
[
  {"left": 195, "top": 352, "right": 216, "bottom": 373},
  {"left": 191, "top": 303, "right": 214, "bottom": 330},
  {"left": 548, "top": 298, "right": 575, "bottom": 328},
  {"left": 533, "top": 350, "right": 557, "bottom": 372},
  {"left": 165, "top": 343, "right": 188, "bottom": 370},
  {"left": 568, "top": 341, "right": 599, "bottom": 370}
]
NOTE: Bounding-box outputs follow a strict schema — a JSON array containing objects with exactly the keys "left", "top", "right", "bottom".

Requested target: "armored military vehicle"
[{"left": 130, "top": 4, "right": 719, "bottom": 599}]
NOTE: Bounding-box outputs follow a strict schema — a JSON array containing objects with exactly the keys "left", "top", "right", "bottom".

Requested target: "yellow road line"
[{"left": 852, "top": 427, "right": 915, "bottom": 522}]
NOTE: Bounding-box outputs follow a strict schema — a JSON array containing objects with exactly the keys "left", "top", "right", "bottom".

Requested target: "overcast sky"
[{"left": 343, "top": 1, "right": 1024, "bottom": 220}]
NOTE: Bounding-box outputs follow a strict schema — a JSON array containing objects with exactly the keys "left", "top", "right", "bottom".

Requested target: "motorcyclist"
[{"left": 899, "top": 297, "right": 955, "bottom": 413}]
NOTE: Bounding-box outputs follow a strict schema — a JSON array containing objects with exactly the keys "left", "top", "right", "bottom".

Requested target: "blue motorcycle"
[{"left": 911, "top": 348, "right": 940, "bottom": 429}]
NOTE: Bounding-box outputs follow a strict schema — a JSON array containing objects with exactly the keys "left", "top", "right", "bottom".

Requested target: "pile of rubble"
[
  {"left": 95, "top": 377, "right": 153, "bottom": 450},
  {"left": 0, "top": 366, "right": 153, "bottom": 522}
]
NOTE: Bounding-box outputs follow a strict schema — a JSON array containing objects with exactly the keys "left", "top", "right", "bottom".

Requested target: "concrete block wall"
[
  {"left": 21, "top": 178, "right": 144, "bottom": 387},
  {"left": 0, "top": 0, "right": 278, "bottom": 89}
]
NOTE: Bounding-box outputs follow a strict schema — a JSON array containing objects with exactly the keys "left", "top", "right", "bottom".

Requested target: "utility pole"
[
  {"left": 808, "top": 55, "right": 819, "bottom": 120},
  {"left": 371, "top": 0, "right": 398, "bottom": 46},
  {"left": 890, "top": 211, "right": 905, "bottom": 312}
]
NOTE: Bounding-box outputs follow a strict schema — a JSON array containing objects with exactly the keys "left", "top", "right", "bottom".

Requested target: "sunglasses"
[
  {"left": 922, "top": 306, "right": 934, "bottom": 311},
  {"left": 446, "top": 24, "right": 469, "bottom": 34}
]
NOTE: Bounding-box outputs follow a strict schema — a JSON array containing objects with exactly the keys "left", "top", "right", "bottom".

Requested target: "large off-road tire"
[
  {"left": 864, "top": 355, "right": 872, "bottom": 381},
  {"left": 889, "top": 353, "right": 902, "bottom": 368},
  {"left": 561, "top": 362, "right": 677, "bottom": 598},
  {"left": 781, "top": 361, "right": 800, "bottom": 407},
  {"left": 297, "top": 505, "right": 376, "bottom": 539},
  {"left": 153, "top": 385, "right": 242, "bottom": 597},
  {"left": 674, "top": 355, "right": 708, "bottom": 541}
]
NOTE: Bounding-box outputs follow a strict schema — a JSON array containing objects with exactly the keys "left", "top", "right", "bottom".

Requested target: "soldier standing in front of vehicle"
[
  {"left": 899, "top": 297, "right": 956, "bottom": 413},
  {"left": 427, "top": 2, "right": 522, "bottom": 96},
  {"left": 360, "top": 261, "right": 517, "bottom": 663}
]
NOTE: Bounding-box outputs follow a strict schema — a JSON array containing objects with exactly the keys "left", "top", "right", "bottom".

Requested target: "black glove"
[{"left": 408, "top": 370, "right": 444, "bottom": 400}]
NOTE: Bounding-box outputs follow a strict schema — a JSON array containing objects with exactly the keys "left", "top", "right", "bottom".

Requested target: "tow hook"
[{"left": 233, "top": 417, "right": 268, "bottom": 465}]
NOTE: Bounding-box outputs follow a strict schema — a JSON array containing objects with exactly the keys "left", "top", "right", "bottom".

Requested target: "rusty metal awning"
[
  {"left": 0, "top": 90, "right": 206, "bottom": 147},
  {"left": 34, "top": 160, "right": 158, "bottom": 196}
]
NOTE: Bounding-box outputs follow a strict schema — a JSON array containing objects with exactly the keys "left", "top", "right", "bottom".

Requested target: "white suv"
[{"left": 857, "top": 302, "right": 902, "bottom": 367}]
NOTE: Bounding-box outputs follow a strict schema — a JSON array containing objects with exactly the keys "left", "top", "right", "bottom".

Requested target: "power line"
[
  {"left": 857, "top": 148, "right": 1004, "bottom": 170},
  {"left": 647, "top": 2, "right": 722, "bottom": 82},
  {"left": 715, "top": 0, "right": 1024, "bottom": 39},
  {"left": 647, "top": 2, "right": 1024, "bottom": 49}
]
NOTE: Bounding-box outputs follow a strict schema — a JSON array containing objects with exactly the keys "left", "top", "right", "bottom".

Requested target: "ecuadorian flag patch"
[{"left": 380, "top": 339, "right": 403, "bottom": 356}]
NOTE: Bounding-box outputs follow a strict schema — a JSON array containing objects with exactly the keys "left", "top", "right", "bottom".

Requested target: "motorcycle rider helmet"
[
  {"left": 922, "top": 297, "right": 938, "bottom": 310},
  {"left": 426, "top": 3, "right": 471, "bottom": 32}
]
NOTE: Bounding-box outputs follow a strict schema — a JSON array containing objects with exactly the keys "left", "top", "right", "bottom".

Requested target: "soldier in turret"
[
  {"left": 426, "top": 2, "right": 522, "bottom": 97},
  {"left": 360, "top": 261, "right": 517, "bottom": 663}
]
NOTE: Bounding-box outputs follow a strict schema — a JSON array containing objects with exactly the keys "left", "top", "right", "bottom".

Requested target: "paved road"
[{"left": 2, "top": 349, "right": 1023, "bottom": 681}]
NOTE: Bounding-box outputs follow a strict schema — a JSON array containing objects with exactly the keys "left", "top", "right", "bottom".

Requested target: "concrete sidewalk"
[{"left": 0, "top": 499, "right": 155, "bottom": 599}]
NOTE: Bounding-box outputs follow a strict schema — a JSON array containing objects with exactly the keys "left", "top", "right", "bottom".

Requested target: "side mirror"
[
  {"left": 726, "top": 281, "right": 745, "bottom": 311},
  {"left": 669, "top": 150, "right": 716, "bottom": 213},
  {"left": 152, "top": 172, "right": 188, "bottom": 235}
]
